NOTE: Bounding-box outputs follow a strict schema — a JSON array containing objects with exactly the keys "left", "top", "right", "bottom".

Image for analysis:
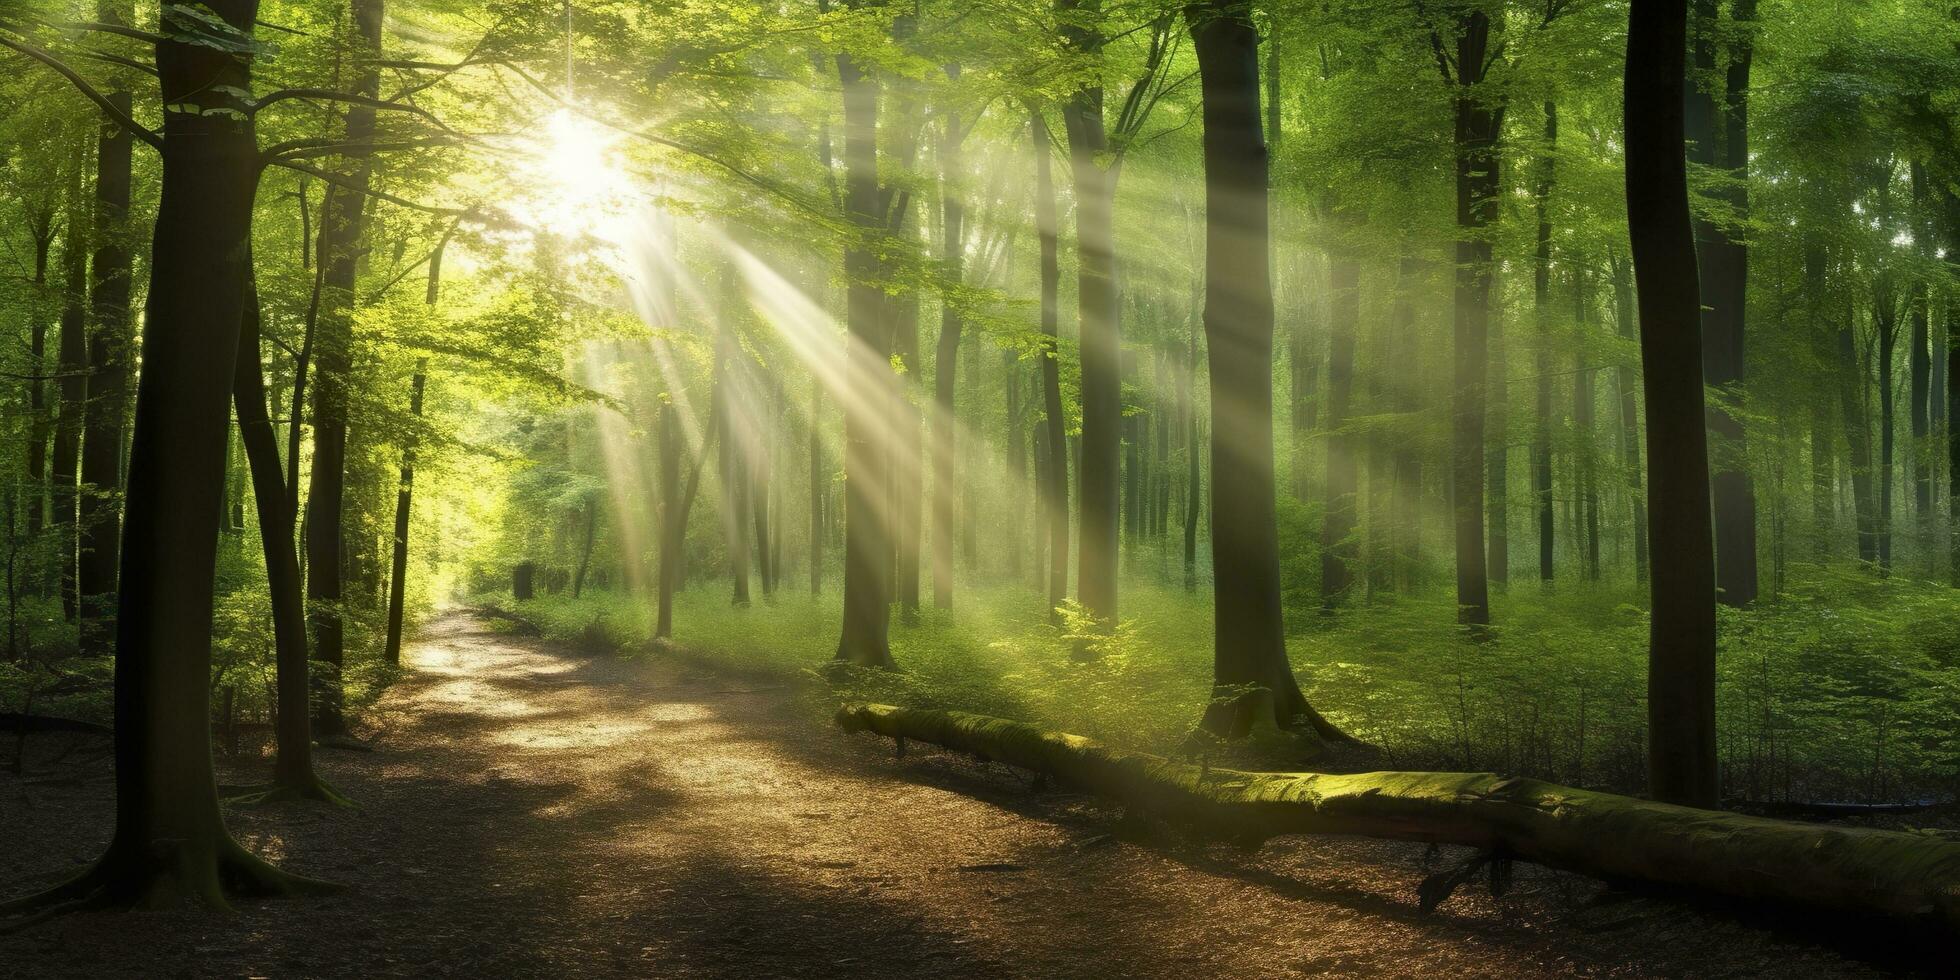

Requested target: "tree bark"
[
  {"left": 80, "top": 2, "right": 135, "bottom": 654},
  {"left": 382, "top": 360, "right": 426, "bottom": 666},
  {"left": 53, "top": 154, "right": 88, "bottom": 622},
  {"left": 1060, "top": 7, "right": 1121, "bottom": 630},
  {"left": 1448, "top": 11, "right": 1500, "bottom": 627},
  {"left": 0, "top": 1, "right": 330, "bottom": 911},
  {"left": 235, "top": 277, "right": 335, "bottom": 801},
  {"left": 303, "top": 0, "right": 385, "bottom": 738},
  {"left": 838, "top": 703, "right": 1960, "bottom": 929},
  {"left": 833, "top": 44, "right": 895, "bottom": 668},
  {"left": 1625, "top": 0, "right": 1720, "bottom": 810},
  {"left": 1608, "top": 253, "right": 1650, "bottom": 583},
  {"left": 1533, "top": 101, "right": 1557, "bottom": 585},
  {"left": 931, "top": 90, "right": 965, "bottom": 610},
  {"left": 1189, "top": 0, "right": 1348, "bottom": 743},
  {"left": 1033, "top": 110, "right": 1070, "bottom": 620},
  {"left": 1689, "top": 0, "right": 1758, "bottom": 606}
]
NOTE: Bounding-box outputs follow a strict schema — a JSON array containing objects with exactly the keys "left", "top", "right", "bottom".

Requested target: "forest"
[{"left": 4, "top": 0, "right": 1960, "bottom": 975}]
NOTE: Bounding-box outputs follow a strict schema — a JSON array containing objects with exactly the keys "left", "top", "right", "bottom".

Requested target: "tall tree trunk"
[
  {"left": 80, "top": 2, "right": 135, "bottom": 653},
  {"left": 833, "top": 44, "right": 895, "bottom": 667},
  {"left": 9, "top": 0, "right": 328, "bottom": 909},
  {"left": 1876, "top": 283, "right": 1898, "bottom": 573},
  {"left": 1449, "top": 11, "right": 1500, "bottom": 627},
  {"left": 53, "top": 166, "right": 87, "bottom": 623},
  {"left": 1033, "top": 110, "right": 1070, "bottom": 620},
  {"left": 25, "top": 214, "right": 54, "bottom": 544},
  {"left": 1533, "top": 101, "right": 1557, "bottom": 584},
  {"left": 1189, "top": 0, "right": 1347, "bottom": 744},
  {"left": 1574, "top": 271, "right": 1601, "bottom": 581},
  {"left": 1609, "top": 253, "right": 1650, "bottom": 583},
  {"left": 1839, "top": 320, "right": 1879, "bottom": 565},
  {"left": 235, "top": 277, "right": 335, "bottom": 801},
  {"left": 931, "top": 89, "right": 964, "bottom": 610},
  {"left": 1626, "top": 0, "right": 1718, "bottom": 809},
  {"left": 1909, "top": 162, "right": 1933, "bottom": 545},
  {"left": 1320, "top": 259, "right": 1359, "bottom": 606},
  {"left": 1060, "top": 9, "right": 1121, "bottom": 628},
  {"left": 1690, "top": 0, "right": 1758, "bottom": 606},
  {"left": 303, "top": 0, "right": 384, "bottom": 738},
  {"left": 808, "top": 385, "right": 825, "bottom": 595},
  {"left": 382, "top": 360, "right": 426, "bottom": 666},
  {"left": 1185, "top": 325, "right": 1203, "bottom": 592},
  {"left": 656, "top": 401, "right": 680, "bottom": 637},
  {"left": 716, "top": 261, "right": 752, "bottom": 607}
]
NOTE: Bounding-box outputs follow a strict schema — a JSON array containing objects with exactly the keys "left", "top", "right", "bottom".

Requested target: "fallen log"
[{"left": 836, "top": 703, "right": 1960, "bottom": 929}]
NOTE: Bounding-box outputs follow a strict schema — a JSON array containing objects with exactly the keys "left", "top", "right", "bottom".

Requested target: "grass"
[{"left": 491, "top": 560, "right": 1960, "bottom": 805}]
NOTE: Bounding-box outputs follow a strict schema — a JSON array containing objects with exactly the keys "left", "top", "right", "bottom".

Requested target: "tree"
[
  {"left": 1, "top": 0, "right": 330, "bottom": 910},
  {"left": 1625, "top": 0, "right": 1719, "bottom": 809},
  {"left": 303, "top": 0, "right": 386, "bottom": 739},
  {"left": 1688, "top": 0, "right": 1758, "bottom": 606},
  {"left": 1187, "top": 0, "right": 1347, "bottom": 744},
  {"left": 833, "top": 23, "right": 897, "bottom": 669}
]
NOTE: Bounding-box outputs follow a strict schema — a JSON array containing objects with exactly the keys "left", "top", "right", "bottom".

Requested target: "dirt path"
[{"left": 0, "top": 614, "right": 1923, "bottom": 977}]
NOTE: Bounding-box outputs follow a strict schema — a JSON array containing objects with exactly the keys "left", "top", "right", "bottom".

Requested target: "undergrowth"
[{"left": 486, "top": 562, "right": 1960, "bottom": 803}]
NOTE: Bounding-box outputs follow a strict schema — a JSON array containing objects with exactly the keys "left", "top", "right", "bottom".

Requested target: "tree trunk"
[
  {"left": 1909, "top": 162, "right": 1933, "bottom": 546},
  {"left": 1876, "top": 277, "right": 1898, "bottom": 573},
  {"left": 833, "top": 46, "right": 895, "bottom": 668},
  {"left": 1449, "top": 11, "right": 1500, "bottom": 627},
  {"left": 1625, "top": 0, "right": 1720, "bottom": 810},
  {"left": 1689, "top": 0, "right": 1758, "bottom": 606},
  {"left": 53, "top": 156, "right": 87, "bottom": 622},
  {"left": 235, "top": 277, "right": 336, "bottom": 802},
  {"left": 656, "top": 402, "right": 680, "bottom": 636},
  {"left": 1062, "top": 65, "right": 1121, "bottom": 630},
  {"left": 303, "top": 0, "right": 384, "bottom": 738},
  {"left": 382, "top": 360, "right": 427, "bottom": 666},
  {"left": 808, "top": 385, "right": 824, "bottom": 596},
  {"left": 838, "top": 703, "right": 1960, "bottom": 929},
  {"left": 1320, "top": 259, "right": 1359, "bottom": 606},
  {"left": 1189, "top": 0, "right": 1349, "bottom": 743},
  {"left": 1609, "top": 253, "right": 1650, "bottom": 583},
  {"left": 25, "top": 216, "right": 53, "bottom": 545},
  {"left": 2, "top": 1, "right": 330, "bottom": 911},
  {"left": 80, "top": 6, "right": 135, "bottom": 654},
  {"left": 931, "top": 92, "right": 964, "bottom": 610},
  {"left": 1533, "top": 101, "right": 1557, "bottom": 585},
  {"left": 1033, "top": 110, "right": 1070, "bottom": 621}
]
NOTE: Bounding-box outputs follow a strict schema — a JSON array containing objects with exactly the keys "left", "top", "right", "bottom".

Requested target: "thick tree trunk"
[
  {"left": 838, "top": 703, "right": 1960, "bottom": 928},
  {"left": 1033, "top": 111, "right": 1070, "bottom": 621},
  {"left": 1449, "top": 12, "right": 1500, "bottom": 627},
  {"left": 80, "top": 9, "right": 134, "bottom": 653},
  {"left": 303, "top": 0, "right": 384, "bottom": 738},
  {"left": 1062, "top": 65, "right": 1121, "bottom": 629},
  {"left": 930, "top": 95, "right": 964, "bottom": 610},
  {"left": 1, "top": 2, "right": 329, "bottom": 912},
  {"left": 1625, "top": 0, "right": 1720, "bottom": 810},
  {"left": 1189, "top": 0, "right": 1348, "bottom": 743},
  {"left": 834, "top": 48, "right": 895, "bottom": 668}
]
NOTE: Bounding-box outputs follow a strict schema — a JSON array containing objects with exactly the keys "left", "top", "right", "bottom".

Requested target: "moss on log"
[{"left": 836, "top": 703, "right": 1960, "bottom": 927}]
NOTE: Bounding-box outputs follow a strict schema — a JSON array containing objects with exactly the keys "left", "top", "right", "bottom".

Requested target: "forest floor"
[{"left": 0, "top": 612, "right": 1941, "bottom": 978}]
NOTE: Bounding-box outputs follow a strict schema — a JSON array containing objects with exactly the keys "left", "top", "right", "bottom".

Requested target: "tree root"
[
  {"left": 223, "top": 777, "right": 359, "bottom": 809},
  {"left": 0, "top": 836, "right": 339, "bottom": 928}
]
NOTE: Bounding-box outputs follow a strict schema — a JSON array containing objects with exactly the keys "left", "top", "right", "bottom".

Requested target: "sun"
[{"left": 522, "top": 108, "right": 633, "bottom": 240}]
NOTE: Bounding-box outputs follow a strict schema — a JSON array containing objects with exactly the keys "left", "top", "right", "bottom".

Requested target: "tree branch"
[{"left": 0, "top": 34, "right": 162, "bottom": 151}]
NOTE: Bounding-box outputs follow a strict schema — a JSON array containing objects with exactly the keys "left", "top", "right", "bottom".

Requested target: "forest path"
[{"left": 0, "top": 612, "right": 1902, "bottom": 977}]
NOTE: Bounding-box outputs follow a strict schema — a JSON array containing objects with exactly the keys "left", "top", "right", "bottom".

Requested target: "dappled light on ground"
[{"left": 0, "top": 614, "right": 1903, "bottom": 976}]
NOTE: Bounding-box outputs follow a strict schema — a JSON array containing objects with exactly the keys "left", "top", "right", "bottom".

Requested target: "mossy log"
[{"left": 836, "top": 703, "right": 1960, "bottom": 928}]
